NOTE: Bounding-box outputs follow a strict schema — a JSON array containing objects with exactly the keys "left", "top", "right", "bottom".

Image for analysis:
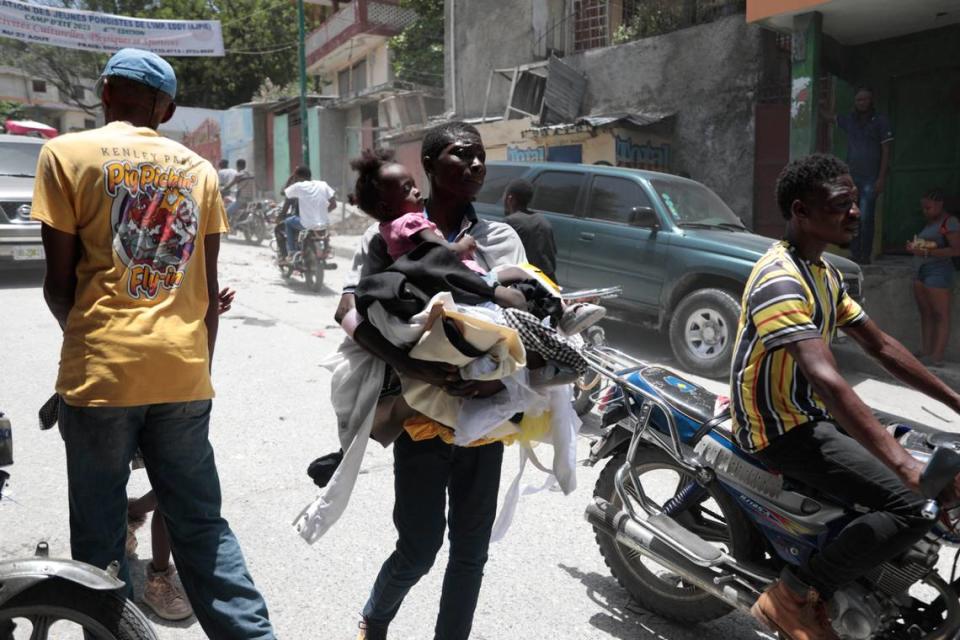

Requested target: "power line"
[{"left": 225, "top": 42, "right": 297, "bottom": 55}]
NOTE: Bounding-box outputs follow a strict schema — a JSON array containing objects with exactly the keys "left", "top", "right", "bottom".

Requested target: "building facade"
[{"left": 0, "top": 66, "right": 101, "bottom": 133}]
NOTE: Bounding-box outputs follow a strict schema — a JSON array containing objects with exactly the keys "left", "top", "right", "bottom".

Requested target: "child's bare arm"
[{"left": 414, "top": 228, "right": 475, "bottom": 257}]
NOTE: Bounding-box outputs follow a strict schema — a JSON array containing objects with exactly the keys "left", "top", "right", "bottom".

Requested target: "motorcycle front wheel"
[
  {"left": 592, "top": 447, "right": 761, "bottom": 624},
  {"left": 0, "top": 578, "right": 157, "bottom": 640}
]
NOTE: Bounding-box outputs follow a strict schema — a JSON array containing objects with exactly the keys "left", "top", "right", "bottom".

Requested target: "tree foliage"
[
  {"left": 0, "top": 100, "right": 26, "bottom": 121},
  {"left": 0, "top": 0, "right": 321, "bottom": 110},
  {"left": 389, "top": 0, "right": 443, "bottom": 88}
]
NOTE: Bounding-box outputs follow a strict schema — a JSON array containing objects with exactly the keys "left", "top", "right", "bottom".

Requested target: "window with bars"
[{"left": 574, "top": 0, "right": 609, "bottom": 52}]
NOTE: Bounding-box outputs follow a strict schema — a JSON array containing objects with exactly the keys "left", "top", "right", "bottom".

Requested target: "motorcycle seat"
[{"left": 638, "top": 366, "right": 717, "bottom": 425}]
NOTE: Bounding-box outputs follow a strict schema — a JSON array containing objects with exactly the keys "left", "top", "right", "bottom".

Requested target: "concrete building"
[
  {"left": 0, "top": 66, "right": 101, "bottom": 133},
  {"left": 292, "top": 0, "right": 443, "bottom": 197},
  {"left": 440, "top": 0, "right": 771, "bottom": 229},
  {"left": 750, "top": 0, "right": 960, "bottom": 359}
]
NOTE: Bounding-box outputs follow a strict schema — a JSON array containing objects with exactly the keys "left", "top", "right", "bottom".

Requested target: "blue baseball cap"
[{"left": 96, "top": 48, "right": 177, "bottom": 99}]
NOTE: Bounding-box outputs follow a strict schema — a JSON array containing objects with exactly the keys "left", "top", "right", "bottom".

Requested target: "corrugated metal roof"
[
  {"left": 541, "top": 56, "right": 587, "bottom": 126},
  {"left": 522, "top": 111, "right": 675, "bottom": 138}
]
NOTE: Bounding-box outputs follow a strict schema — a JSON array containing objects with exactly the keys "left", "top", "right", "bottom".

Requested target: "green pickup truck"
[{"left": 474, "top": 162, "right": 863, "bottom": 378}]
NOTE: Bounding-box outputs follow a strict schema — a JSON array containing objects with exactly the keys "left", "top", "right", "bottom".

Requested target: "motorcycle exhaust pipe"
[{"left": 585, "top": 498, "right": 756, "bottom": 614}]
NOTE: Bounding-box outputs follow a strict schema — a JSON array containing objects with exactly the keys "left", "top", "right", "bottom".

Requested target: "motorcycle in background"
[
  {"left": 226, "top": 199, "right": 271, "bottom": 245},
  {"left": 582, "top": 346, "right": 960, "bottom": 639},
  {"left": 274, "top": 222, "right": 336, "bottom": 293},
  {"left": 0, "top": 412, "right": 157, "bottom": 640}
]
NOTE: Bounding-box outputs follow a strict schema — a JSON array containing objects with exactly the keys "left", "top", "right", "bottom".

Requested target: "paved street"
[{"left": 2, "top": 238, "right": 958, "bottom": 640}]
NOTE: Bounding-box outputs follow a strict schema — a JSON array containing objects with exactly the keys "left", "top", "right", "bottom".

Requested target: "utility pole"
[{"left": 297, "top": 0, "right": 309, "bottom": 165}]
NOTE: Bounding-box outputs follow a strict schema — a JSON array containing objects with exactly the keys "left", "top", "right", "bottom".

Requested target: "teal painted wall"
[{"left": 273, "top": 113, "right": 290, "bottom": 198}]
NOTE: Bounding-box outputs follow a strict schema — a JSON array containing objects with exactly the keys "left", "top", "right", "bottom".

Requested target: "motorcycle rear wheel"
[
  {"left": 302, "top": 248, "right": 323, "bottom": 293},
  {"left": 592, "top": 448, "right": 760, "bottom": 624},
  {"left": 250, "top": 216, "right": 268, "bottom": 245},
  {"left": 0, "top": 578, "right": 157, "bottom": 640}
]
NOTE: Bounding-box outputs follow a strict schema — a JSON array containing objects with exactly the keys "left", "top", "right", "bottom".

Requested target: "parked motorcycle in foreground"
[
  {"left": 582, "top": 347, "right": 960, "bottom": 639},
  {"left": 0, "top": 412, "right": 157, "bottom": 640}
]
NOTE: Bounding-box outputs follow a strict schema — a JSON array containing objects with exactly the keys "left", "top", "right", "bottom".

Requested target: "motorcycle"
[
  {"left": 559, "top": 285, "right": 621, "bottom": 416},
  {"left": 227, "top": 199, "right": 272, "bottom": 245},
  {"left": 275, "top": 222, "right": 337, "bottom": 293},
  {"left": 582, "top": 346, "right": 960, "bottom": 639},
  {"left": 0, "top": 412, "right": 157, "bottom": 640}
]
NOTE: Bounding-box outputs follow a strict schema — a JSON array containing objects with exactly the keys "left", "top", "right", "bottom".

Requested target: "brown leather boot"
[
  {"left": 751, "top": 579, "right": 834, "bottom": 640},
  {"left": 808, "top": 591, "right": 840, "bottom": 640}
]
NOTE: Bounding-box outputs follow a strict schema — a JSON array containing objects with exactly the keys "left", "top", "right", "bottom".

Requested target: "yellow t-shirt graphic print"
[
  {"left": 31, "top": 121, "right": 229, "bottom": 407},
  {"left": 106, "top": 162, "right": 200, "bottom": 299}
]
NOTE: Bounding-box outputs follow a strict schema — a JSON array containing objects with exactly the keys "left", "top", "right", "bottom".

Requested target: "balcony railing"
[{"left": 306, "top": 0, "right": 417, "bottom": 67}]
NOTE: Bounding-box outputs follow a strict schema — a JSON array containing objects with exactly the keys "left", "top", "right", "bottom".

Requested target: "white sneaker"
[
  {"left": 559, "top": 302, "right": 606, "bottom": 335},
  {"left": 143, "top": 564, "right": 193, "bottom": 621}
]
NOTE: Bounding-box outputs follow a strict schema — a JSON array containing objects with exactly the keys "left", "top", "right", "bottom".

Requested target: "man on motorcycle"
[
  {"left": 276, "top": 165, "right": 336, "bottom": 262},
  {"left": 733, "top": 153, "right": 960, "bottom": 640},
  {"left": 223, "top": 158, "right": 254, "bottom": 224}
]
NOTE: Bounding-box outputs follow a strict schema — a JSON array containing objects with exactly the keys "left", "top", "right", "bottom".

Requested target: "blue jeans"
[
  {"left": 59, "top": 400, "right": 275, "bottom": 639},
  {"left": 363, "top": 433, "right": 503, "bottom": 640},
  {"left": 226, "top": 199, "right": 244, "bottom": 224},
  {"left": 851, "top": 176, "right": 877, "bottom": 263},
  {"left": 284, "top": 215, "right": 305, "bottom": 255}
]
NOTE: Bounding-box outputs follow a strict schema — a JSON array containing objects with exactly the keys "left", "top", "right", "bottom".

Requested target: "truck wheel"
[{"left": 668, "top": 288, "right": 740, "bottom": 379}]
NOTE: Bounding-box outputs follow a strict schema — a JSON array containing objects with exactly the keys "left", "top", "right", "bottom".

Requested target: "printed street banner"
[{"left": 0, "top": 0, "right": 224, "bottom": 57}]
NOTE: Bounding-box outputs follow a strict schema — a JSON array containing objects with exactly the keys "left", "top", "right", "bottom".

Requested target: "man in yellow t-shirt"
[
  {"left": 33, "top": 48, "right": 274, "bottom": 639},
  {"left": 733, "top": 154, "right": 960, "bottom": 640}
]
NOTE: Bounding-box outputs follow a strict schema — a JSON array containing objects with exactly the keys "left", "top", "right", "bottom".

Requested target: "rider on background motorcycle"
[
  {"left": 222, "top": 158, "right": 254, "bottom": 225},
  {"left": 276, "top": 165, "right": 336, "bottom": 264},
  {"left": 733, "top": 153, "right": 960, "bottom": 640}
]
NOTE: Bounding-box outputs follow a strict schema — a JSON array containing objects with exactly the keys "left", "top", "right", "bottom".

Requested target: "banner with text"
[{"left": 0, "top": 0, "right": 224, "bottom": 57}]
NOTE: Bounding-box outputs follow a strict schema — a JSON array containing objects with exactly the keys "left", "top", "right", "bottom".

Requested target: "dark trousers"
[
  {"left": 757, "top": 422, "right": 935, "bottom": 596},
  {"left": 59, "top": 400, "right": 275, "bottom": 639},
  {"left": 363, "top": 433, "right": 503, "bottom": 640}
]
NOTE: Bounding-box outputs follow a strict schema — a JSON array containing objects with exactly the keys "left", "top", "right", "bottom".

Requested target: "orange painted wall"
[{"left": 746, "top": 0, "right": 829, "bottom": 23}]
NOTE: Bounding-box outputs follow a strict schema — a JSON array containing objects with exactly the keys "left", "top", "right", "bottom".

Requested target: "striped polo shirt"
[{"left": 730, "top": 241, "right": 867, "bottom": 452}]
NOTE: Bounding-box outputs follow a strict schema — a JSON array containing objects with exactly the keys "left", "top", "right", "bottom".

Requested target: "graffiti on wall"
[
  {"left": 615, "top": 135, "right": 671, "bottom": 171},
  {"left": 507, "top": 145, "right": 546, "bottom": 163},
  {"left": 182, "top": 118, "right": 222, "bottom": 166}
]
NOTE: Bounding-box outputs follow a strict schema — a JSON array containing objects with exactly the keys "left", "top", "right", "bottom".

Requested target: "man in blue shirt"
[{"left": 835, "top": 86, "right": 894, "bottom": 264}]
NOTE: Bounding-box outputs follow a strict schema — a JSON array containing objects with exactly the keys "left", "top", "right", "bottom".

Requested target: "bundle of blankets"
[{"left": 294, "top": 243, "right": 585, "bottom": 544}]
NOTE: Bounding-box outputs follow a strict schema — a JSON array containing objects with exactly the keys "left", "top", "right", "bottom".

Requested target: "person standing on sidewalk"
[
  {"left": 32, "top": 48, "right": 275, "bottom": 639},
  {"left": 335, "top": 121, "right": 526, "bottom": 640},
  {"left": 833, "top": 86, "right": 894, "bottom": 264}
]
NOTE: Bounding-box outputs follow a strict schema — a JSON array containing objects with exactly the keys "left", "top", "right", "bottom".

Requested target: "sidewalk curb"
[{"left": 833, "top": 340, "right": 960, "bottom": 390}]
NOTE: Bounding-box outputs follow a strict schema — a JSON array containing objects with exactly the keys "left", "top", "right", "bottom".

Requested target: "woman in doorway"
[{"left": 908, "top": 188, "right": 960, "bottom": 366}]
